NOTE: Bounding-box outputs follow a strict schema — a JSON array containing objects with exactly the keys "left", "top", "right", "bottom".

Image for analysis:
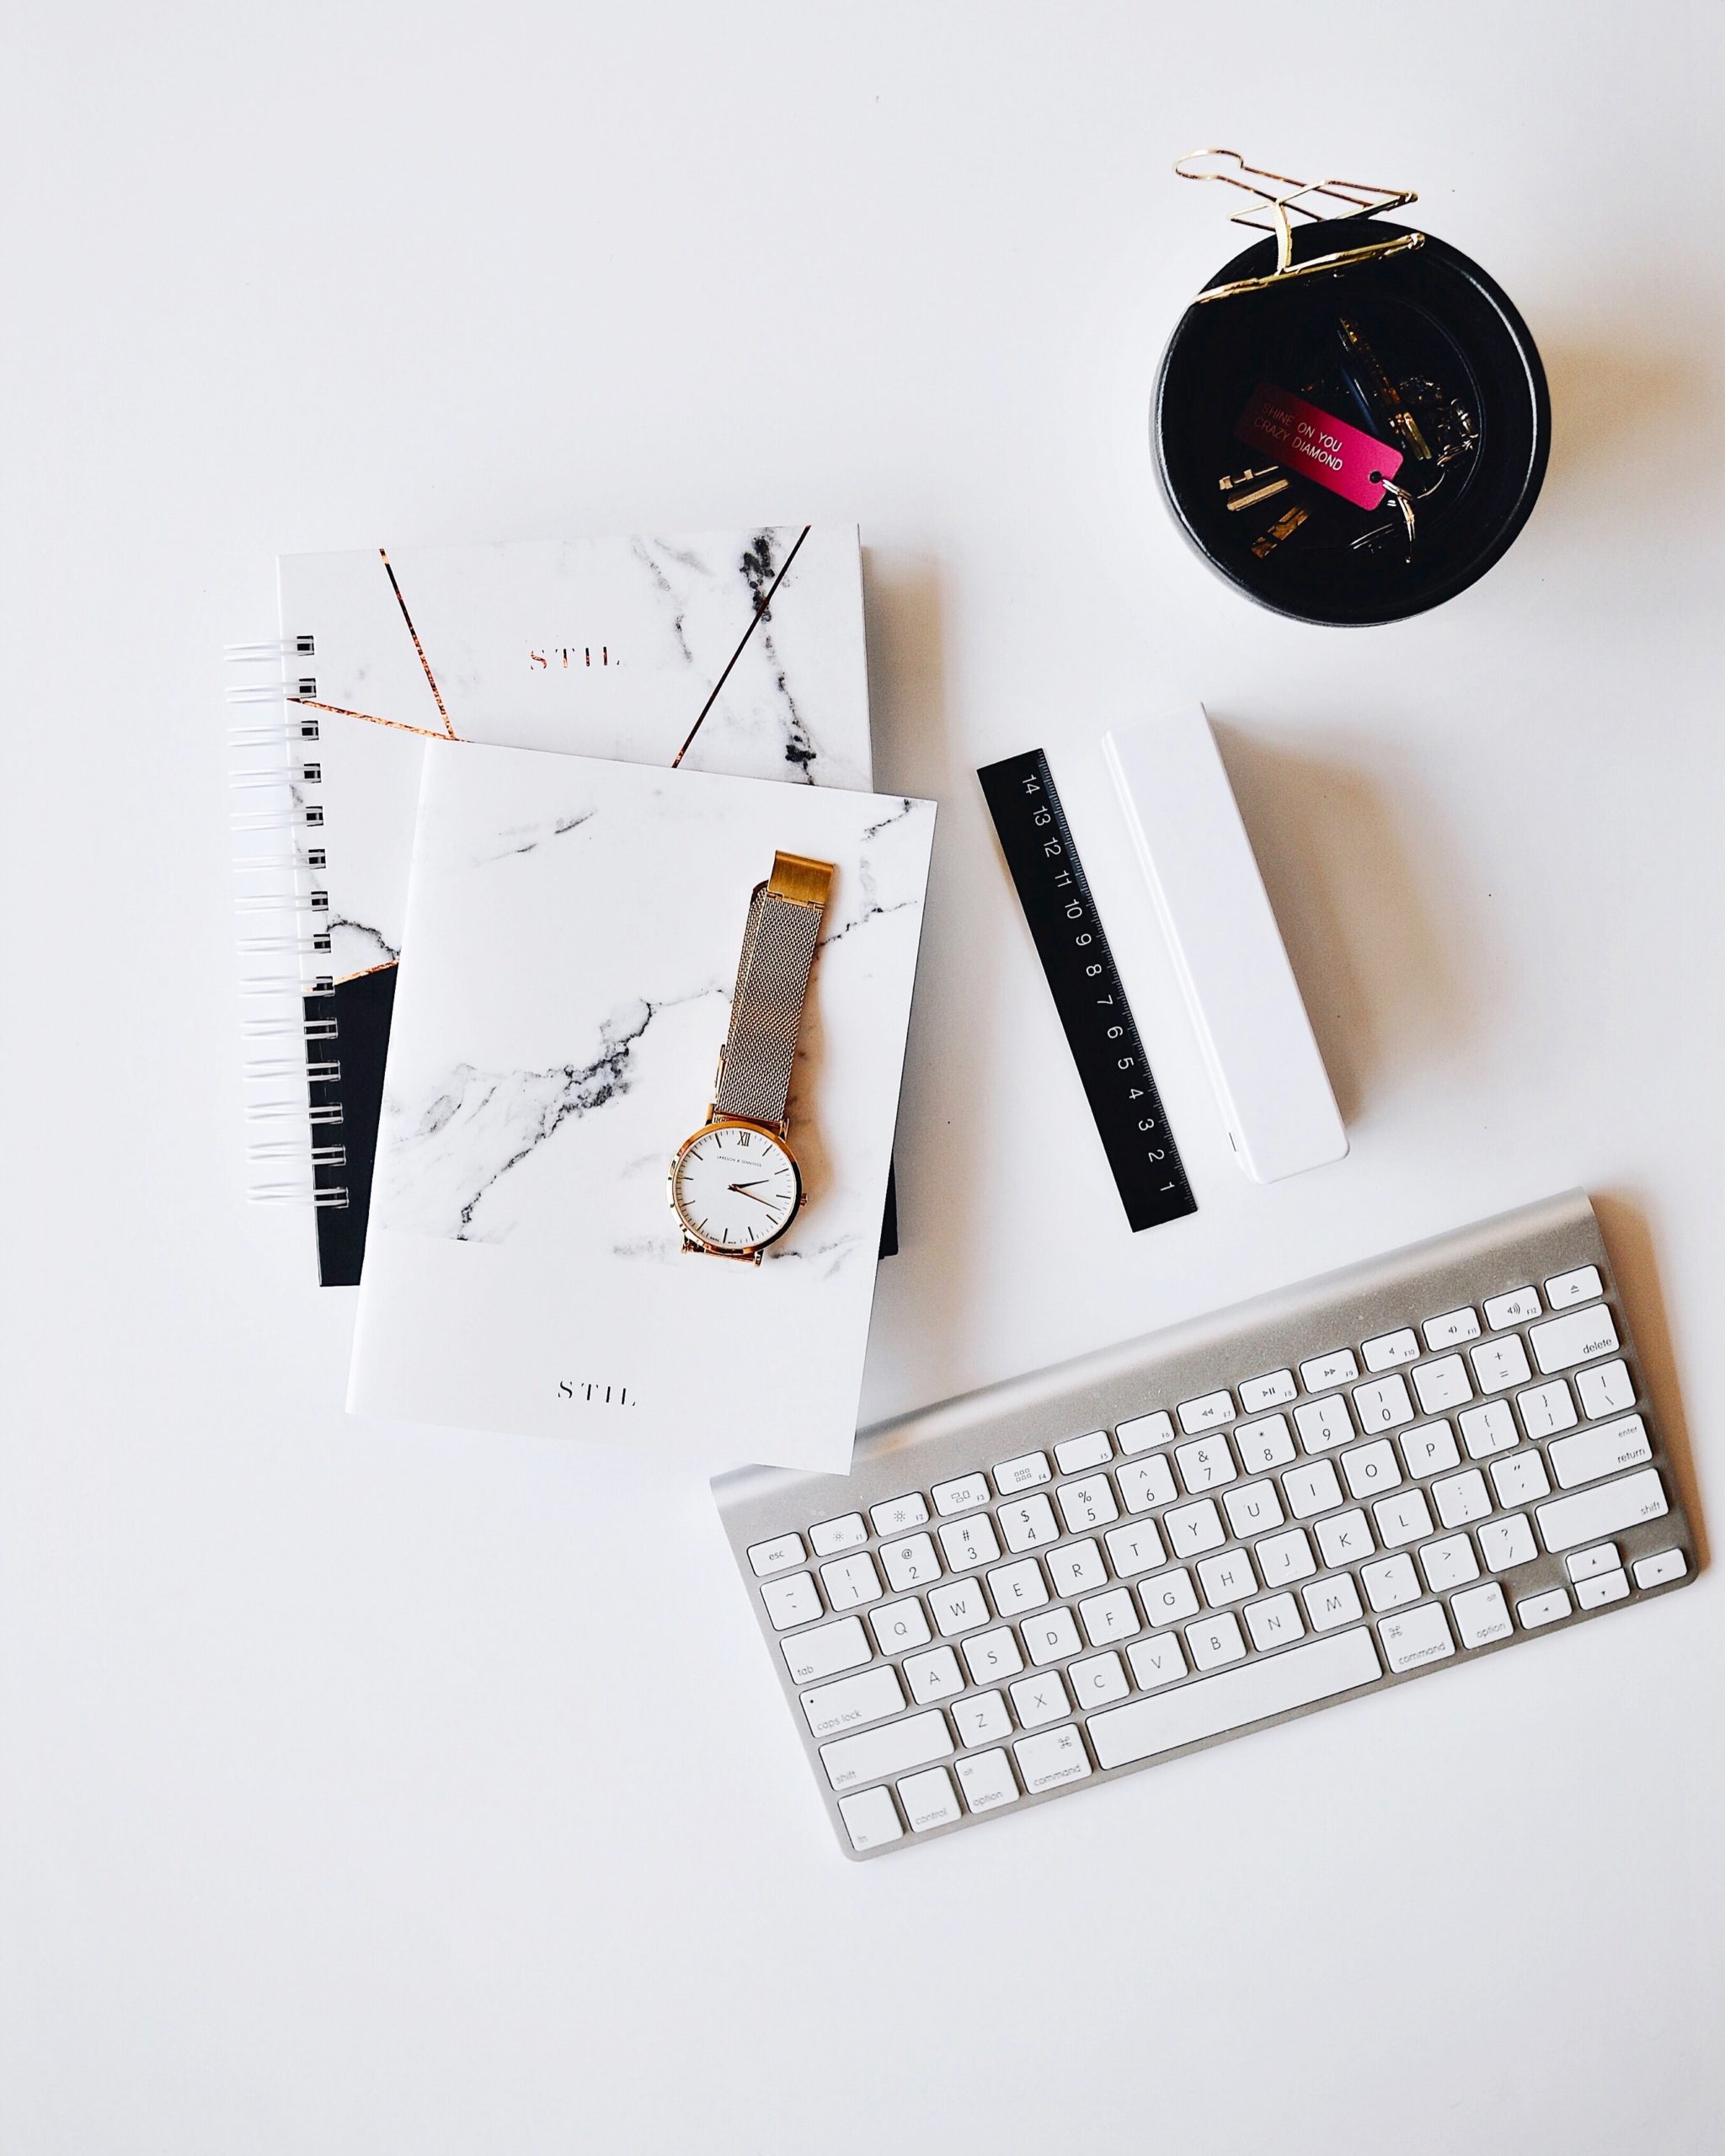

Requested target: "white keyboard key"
[
  {"left": 1235, "top": 1414, "right": 1297, "bottom": 1474},
  {"left": 1197, "top": 1549, "right": 1258, "bottom": 1608},
  {"left": 1010, "top": 1668, "right": 1072, "bottom": 1731},
  {"left": 782, "top": 1615, "right": 873, "bottom": 1685},
  {"left": 1046, "top": 1538, "right": 1107, "bottom": 1598},
  {"left": 748, "top": 1532, "right": 806, "bottom": 1577},
  {"left": 1470, "top": 1335, "right": 1531, "bottom": 1395},
  {"left": 1362, "top": 1327, "right": 1420, "bottom": 1372},
  {"left": 1116, "top": 1412, "right": 1174, "bottom": 1455},
  {"left": 1117, "top": 1454, "right": 1178, "bottom": 1513},
  {"left": 1372, "top": 1488, "right": 1434, "bottom": 1550},
  {"left": 880, "top": 1534, "right": 941, "bottom": 1592},
  {"left": 1055, "top": 1429, "right": 1113, "bottom": 1475},
  {"left": 1423, "top": 1306, "right": 1481, "bottom": 1350},
  {"left": 1284, "top": 1458, "right": 1344, "bottom": 1519},
  {"left": 1103, "top": 1519, "right": 1167, "bottom": 1578},
  {"left": 1304, "top": 1571, "right": 1364, "bottom": 1630},
  {"left": 904, "top": 1645, "right": 964, "bottom": 1704},
  {"left": 1090, "top": 1628, "right": 1381, "bottom": 1769},
  {"left": 932, "top": 1474, "right": 991, "bottom": 1518},
  {"left": 1517, "top": 1379, "right": 1578, "bottom": 1439},
  {"left": 820, "top": 1553, "right": 884, "bottom": 1609},
  {"left": 1186, "top": 1611, "right": 1247, "bottom": 1669},
  {"left": 1491, "top": 1452, "right": 1551, "bottom": 1508},
  {"left": 1545, "top": 1263, "right": 1603, "bottom": 1310},
  {"left": 1575, "top": 1568, "right": 1631, "bottom": 1610},
  {"left": 1175, "top": 1434, "right": 1237, "bottom": 1493},
  {"left": 1342, "top": 1439, "right": 1403, "bottom": 1501},
  {"left": 802, "top": 1664, "right": 906, "bottom": 1738},
  {"left": 1057, "top": 1474, "right": 1120, "bottom": 1532},
  {"left": 1127, "top": 1631, "right": 1188, "bottom": 1689},
  {"left": 1223, "top": 1479, "right": 1285, "bottom": 1539},
  {"left": 1178, "top": 1388, "right": 1236, "bottom": 1435},
  {"left": 928, "top": 1578, "right": 991, "bottom": 1636},
  {"left": 1550, "top": 1413, "right": 1652, "bottom": 1491},
  {"left": 1294, "top": 1396, "right": 1354, "bottom": 1454},
  {"left": 962, "top": 1627, "right": 1023, "bottom": 1684},
  {"left": 1433, "top": 1468, "right": 1492, "bottom": 1529},
  {"left": 1529, "top": 1304, "right": 1619, "bottom": 1374},
  {"left": 1536, "top": 1468, "right": 1668, "bottom": 1552},
  {"left": 1576, "top": 1359, "right": 1635, "bottom": 1420},
  {"left": 1239, "top": 1369, "right": 1298, "bottom": 1412},
  {"left": 870, "top": 1598, "right": 932, "bottom": 1655},
  {"left": 1023, "top": 1607, "right": 1082, "bottom": 1666},
  {"left": 1353, "top": 1374, "right": 1415, "bottom": 1432},
  {"left": 955, "top": 1748, "right": 1018, "bottom": 1812},
  {"left": 1315, "top": 1508, "right": 1374, "bottom": 1569},
  {"left": 1363, "top": 1553, "right": 1422, "bottom": 1613},
  {"left": 952, "top": 1690, "right": 1013, "bottom": 1749},
  {"left": 1015, "top": 1723, "right": 1093, "bottom": 1793},
  {"left": 1256, "top": 1527, "right": 1317, "bottom": 1585},
  {"left": 1483, "top": 1286, "right": 1542, "bottom": 1330},
  {"left": 1300, "top": 1348, "right": 1359, "bottom": 1392},
  {"left": 1478, "top": 1513, "right": 1537, "bottom": 1572},
  {"left": 1138, "top": 1566, "right": 1200, "bottom": 1626},
  {"left": 1164, "top": 1498, "right": 1226, "bottom": 1557},
  {"left": 1078, "top": 1587, "right": 1140, "bottom": 1645},
  {"left": 937, "top": 1514, "right": 1002, "bottom": 1572},
  {"left": 898, "top": 1765, "right": 962, "bottom": 1832},
  {"left": 809, "top": 1513, "right": 867, "bottom": 1556},
  {"left": 1567, "top": 1543, "right": 1619, "bottom": 1581},
  {"left": 1516, "top": 1588, "right": 1572, "bottom": 1630},
  {"left": 1400, "top": 1421, "right": 1461, "bottom": 1478},
  {"left": 987, "top": 1557, "right": 1049, "bottom": 1615},
  {"left": 1459, "top": 1400, "right": 1519, "bottom": 1460},
  {"left": 1069, "top": 1651, "right": 1130, "bottom": 1707},
  {"left": 993, "top": 1450, "right": 1051, "bottom": 1494},
  {"left": 820, "top": 1709, "right": 953, "bottom": 1791},
  {"left": 1379, "top": 1600, "right": 1455, "bottom": 1673},
  {"left": 1450, "top": 1581, "right": 1513, "bottom": 1647},
  {"left": 838, "top": 1785, "right": 902, "bottom": 1851},
  {"left": 1412, "top": 1355, "right": 1472, "bottom": 1415},
  {"left": 1000, "top": 1495, "right": 1060, "bottom": 1551},
  {"left": 762, "top": 1572, "right": 823, "bottom": 1630},
  {"left": 870, "top": 1492, "right": 929, "bottom": 1535},
  {"left": 1244, "top": 1593, "right": 1306, "bottom": 1651},
  {"left": 1419, "top": 1533, "right": 1480, "bottom": 1593},
  {"left": 1632, "top": 1550, "right": 1686, "bottom": 1589}
]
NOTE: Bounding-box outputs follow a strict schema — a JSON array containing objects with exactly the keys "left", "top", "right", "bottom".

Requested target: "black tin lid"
[{"left": 1154, "top": 217, "right": 1550, "bottom": 625}]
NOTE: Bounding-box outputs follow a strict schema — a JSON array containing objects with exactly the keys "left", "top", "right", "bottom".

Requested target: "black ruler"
[{"left": 979, "top": 747, "right": 1196, "bottom": 1233}]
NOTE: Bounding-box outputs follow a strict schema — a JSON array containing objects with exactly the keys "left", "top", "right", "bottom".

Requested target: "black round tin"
[{"left": 1154, "top": 217, "right": 1550, "bottom": 625}]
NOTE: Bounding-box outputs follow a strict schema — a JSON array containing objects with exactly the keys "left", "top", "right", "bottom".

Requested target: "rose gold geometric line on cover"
[
  {"left": 284, "top": 546, "right": 460, "bottom": 741},
  {"left": 670, "top": 524, "right": 811, "bottom": 770},
  {"left": 378, "top": 547, "right": 457, "bottom": 739},
  {"left": 286, "top": 695, "right": 451, "bottom": 741}
]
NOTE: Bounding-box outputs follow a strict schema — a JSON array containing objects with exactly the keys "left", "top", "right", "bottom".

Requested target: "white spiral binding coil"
[{"left": 228, "top": 634, "right": 348, "bottom": 1212}]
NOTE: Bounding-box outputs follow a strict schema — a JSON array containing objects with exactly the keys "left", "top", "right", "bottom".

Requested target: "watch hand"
[{"left": 728, "top": 1180, "right": 773, "bottom": 1194}]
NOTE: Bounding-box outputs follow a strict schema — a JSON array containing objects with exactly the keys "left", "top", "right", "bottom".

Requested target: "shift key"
[
  {"left": 820, "top": 1710, "right": 953, "bottom": 1790},
  {"left": 1536, "top": 1468, "right": 1668, "bottom": 1553}
]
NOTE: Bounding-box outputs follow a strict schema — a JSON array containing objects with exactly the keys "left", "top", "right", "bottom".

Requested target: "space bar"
[{"left": 1088, "top": 1629, "right": 1382, "bottom": 1770}]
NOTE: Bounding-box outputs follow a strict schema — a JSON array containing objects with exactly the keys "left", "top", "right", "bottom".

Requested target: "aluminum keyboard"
[{"left": 714, "top": 1191, "right": 1697, "bottom": 1858}]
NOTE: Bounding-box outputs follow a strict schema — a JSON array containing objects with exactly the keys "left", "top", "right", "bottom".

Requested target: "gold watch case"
[{"left": 668, "top": 1116, "right": 804, "bottom": 1262}]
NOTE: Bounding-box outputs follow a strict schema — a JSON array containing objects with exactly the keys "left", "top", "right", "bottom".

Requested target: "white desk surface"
[{"left": 8, "top": 5, "right": 1723, "bottom": 2150}]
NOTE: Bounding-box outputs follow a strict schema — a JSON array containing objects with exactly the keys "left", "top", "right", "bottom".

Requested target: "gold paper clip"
[{"left": 1175, "top": 150, "right": 1423, "bottom": 302}]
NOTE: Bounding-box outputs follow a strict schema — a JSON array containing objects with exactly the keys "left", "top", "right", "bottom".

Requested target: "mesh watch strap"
[{"left": 712, "top": 852, "right": 833, "bottom": 1129}]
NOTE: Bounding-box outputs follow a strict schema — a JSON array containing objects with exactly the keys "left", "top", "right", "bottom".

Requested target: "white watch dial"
[{"left": 673, "top": 1124, "right": 800, "bottom": 1251}]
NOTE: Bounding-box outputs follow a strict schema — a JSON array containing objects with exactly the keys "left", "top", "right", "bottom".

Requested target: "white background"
[{"left": 6, "top": 4, "right": 1722, "bottom": 2150}]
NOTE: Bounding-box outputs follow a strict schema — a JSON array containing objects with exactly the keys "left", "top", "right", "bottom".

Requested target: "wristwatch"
[{"left": 669, "top": 850, "right": 835, "bottom": 1262}]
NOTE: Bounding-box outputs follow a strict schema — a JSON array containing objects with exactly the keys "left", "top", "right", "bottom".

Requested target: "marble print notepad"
[
  {"left": 348, "top": 742, "right": 935, "bottom": 1474},
  {"left": 269, "top": 524, "right": 872, "bottom": 1283}
]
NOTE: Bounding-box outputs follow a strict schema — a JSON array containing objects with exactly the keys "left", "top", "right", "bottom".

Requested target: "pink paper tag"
[{"left": 1234, "top": 382, "right": 1402, "bottom": 510}]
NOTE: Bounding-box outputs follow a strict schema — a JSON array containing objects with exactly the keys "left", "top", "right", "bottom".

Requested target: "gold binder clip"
[{"left": 1175, "top": 149, "right": 1423, "bottom": 302}]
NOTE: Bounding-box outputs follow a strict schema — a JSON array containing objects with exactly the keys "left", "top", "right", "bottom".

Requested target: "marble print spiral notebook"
[
  {"left": 347, "top": 742, "right": 935, "bottom": 1474},
  {"left": 256, "top": 525, "right": 873, "bottom": 1283}
]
